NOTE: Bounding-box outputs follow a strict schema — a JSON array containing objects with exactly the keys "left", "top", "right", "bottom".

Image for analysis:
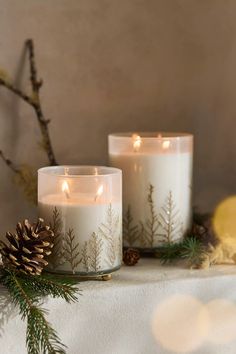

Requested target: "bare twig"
[
  {"left": 0, "top": 78, "right": 33, "bottom": 105},
  {"left": 0, "top": 38, "right": 57, "bottom": 167},
  {"left": 0, "top": 150, "right": 20, "bottom": 174}
]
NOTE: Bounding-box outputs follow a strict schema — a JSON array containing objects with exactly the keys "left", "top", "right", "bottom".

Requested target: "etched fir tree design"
[
  {"left": 99, "top": 204, "right": 120, "bottom": 267},
  {"left": 123, "top": 205, "right": 139, "bottom": 246},
  {"left": 81, "top": 233, "right": 103, "bottom": 273},
  {"left": 81, "top": 241, "right": 90, "bottom": 272},
  {"left": 49, "top": 207, "right": 65, "bottom": 269},
  {"left": 158, "top": 191, "right": 183, "bottom": 244},
  {"left": 88, "top": 232, "right": 103, "bottom": 272},
  {"left": 140, "top": 184, "right": 162, "bottom": 248},
  {"left": 62, "top": 228, "right": 81, "bottom": 274}
]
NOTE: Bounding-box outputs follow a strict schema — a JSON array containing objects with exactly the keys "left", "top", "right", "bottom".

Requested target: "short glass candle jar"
[
  {"left": 108, "top": 132, "right": 193, "bottom": 251},
  {"left": 38, "top": 166, "right": 122, "bottom": 277}
]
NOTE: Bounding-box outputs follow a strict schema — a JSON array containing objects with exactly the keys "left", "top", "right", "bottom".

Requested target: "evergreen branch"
[
  {"left": 156, "top": 242, "right": 183, "bottom": 264},
  {"left": 17, "top": 272, "right": 79, "bottom": 303},
  {"left": 180, "top": 237, "right": 205, "bottom": 265},
  {"left": 0, "top": 268, "right": 80, "bottom": 354},
  {"left": 157, "top": 236, "right": 205, "bottom": 266},
  {"left": 27, "top": 307, "right": 66, "bottom": 354},
  {"left": 0, "top": 268, "right": 33, "bottom": 318}
]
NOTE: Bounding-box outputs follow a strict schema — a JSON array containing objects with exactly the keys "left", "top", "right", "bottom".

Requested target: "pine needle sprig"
[
  {"left": 0, "top": 268, "right": 80, "bottom": 354},
  {"left": 157, "top": 237, "right": 205, "bottom": 267},
  {"left": 17, "top": 272, "right": 79, "bottom": 303},
  {"left": 180, "top": 237, "right": 205, "bottom": 266},
  {"left": 27, "top": 307, "right": 66, "bottom": 354},
  {"left": 156, "top": 242, "right": 183, "bottom": 264}
]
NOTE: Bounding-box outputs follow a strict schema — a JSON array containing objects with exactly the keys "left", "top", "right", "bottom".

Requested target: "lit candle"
[
  {"left": 38, "top": 166, "right": 122, "bottom": 276},
  {"left": 108, "top": 132, "right": 193, "bottom": 250}
]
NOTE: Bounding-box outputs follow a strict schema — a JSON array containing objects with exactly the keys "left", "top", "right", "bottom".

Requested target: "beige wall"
[{"left": 1, "top": 0, "right": 236, "bottom": 235}]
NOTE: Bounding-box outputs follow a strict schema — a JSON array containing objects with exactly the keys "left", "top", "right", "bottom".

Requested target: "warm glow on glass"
[
  {"left": 95, "top": 184, "right": 104, "bottom": 201},
  {"left": 162, "top": 140, "right": 170, "bottom": 150},
  {"left": 132, "top": 134, "right": 142, "bottom": 152},
  {"left": 62, "top": 180, "right": 70, "bottom": 199}
]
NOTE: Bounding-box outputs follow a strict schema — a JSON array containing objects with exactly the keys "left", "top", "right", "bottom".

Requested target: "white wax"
[
  {"left": 38, "top": 194, "right": 122, "bottom": 274},
  {"left": 109, "top": 152, "right": 192, "bottom": 248}
]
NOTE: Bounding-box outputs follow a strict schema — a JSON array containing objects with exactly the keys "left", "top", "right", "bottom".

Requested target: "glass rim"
[
  {"left": 109, "top": 131, "right": 193, "bottom": 140},
  {"left": 38, "top": 165, "right": 122, "bottom": 178}
]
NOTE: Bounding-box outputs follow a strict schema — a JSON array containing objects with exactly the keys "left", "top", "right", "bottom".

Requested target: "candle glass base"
[{"left": 45, "top": 265, "right": 120, "bottom": 280}]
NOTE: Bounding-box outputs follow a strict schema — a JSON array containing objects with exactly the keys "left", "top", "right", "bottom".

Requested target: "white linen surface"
[{"left": 1, "top": 258, "right": 236, "bottom": 354}]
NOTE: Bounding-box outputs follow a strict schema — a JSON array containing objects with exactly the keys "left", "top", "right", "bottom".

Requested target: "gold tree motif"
[
  {"left": 62, "top": 228, "right": 81, "bottom": 274},
  {"left": 158, "top": 191, "right": 183, "bottom": 244},
  {"left": 123, "top": 205, "right": 139, "bottom": 246},
  {"left": 81, "top": 233, "right": 103, "bottom": 273},
  {"left": 140, "top": 184, "right": 163, "bottom": 247},
  {"left": 81, "top": 241, "right": 90, "bottom": 272},
  {"left": 49, "top": 207, "right": 65, "bottom": 269},
  {"left": 99, "top": 204, "right": 120, "bottom": 267},
  {"left": 88, "top": 232, "right": 103, "bottom": 272}
]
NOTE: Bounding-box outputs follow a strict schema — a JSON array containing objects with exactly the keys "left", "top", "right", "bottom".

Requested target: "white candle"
[
  {"left": 108, "top": 133, "right": 193, "bottom": 249},
  {"left": 38, "top": 166, "right": 122, "bottom": 275}
]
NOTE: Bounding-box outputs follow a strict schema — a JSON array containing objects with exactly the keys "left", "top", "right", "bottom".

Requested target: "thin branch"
[
  {"left": 0, "top": 78, "right": 33, "bottom": 105},
  {"left": 0, "top": 150, "right": 20, "bottom": 174},
  {"left": 25, "top": 39, "right": 57, "bottom": 165},
  {"left": 0, "top": 39, "right": 57, "bottom": 167}
]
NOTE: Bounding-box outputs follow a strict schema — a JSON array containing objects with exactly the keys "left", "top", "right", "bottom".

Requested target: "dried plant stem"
[
  {"left": 0, "top": 38, "right": 57, "bottom": 168},
  {"left": 0, "top": 150, "right": 20, "bottom": 174}
]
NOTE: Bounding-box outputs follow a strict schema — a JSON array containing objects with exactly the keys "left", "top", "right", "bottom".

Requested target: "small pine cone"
[
  {"left": 123, "top": 248, "right": 140, "bottom": 266},
  {"left": 0, "top": 218, "right": 54, "bottom": 275}
]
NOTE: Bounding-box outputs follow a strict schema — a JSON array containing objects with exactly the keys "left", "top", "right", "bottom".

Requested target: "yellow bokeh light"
[{"left": 213, "top": 195, "right": 236, "bottom": 242}]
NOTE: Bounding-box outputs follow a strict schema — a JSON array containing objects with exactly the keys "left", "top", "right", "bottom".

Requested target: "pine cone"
[
  {"left": 0, "top": 218, "right": 54, "bottom": 275},
  {"left": 123, "top": 248, "right": 140, "bottom": 266}
]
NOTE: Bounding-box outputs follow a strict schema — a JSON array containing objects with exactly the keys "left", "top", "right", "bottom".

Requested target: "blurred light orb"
[
  {"left": 213, "top": 195, "right": 236, "bottom": 241},
  {"left": 205, "top": 299, "right": 236, "bottom": 344},
  {"left": 151, "top": 294, "right": 209, "bottom": 353}
]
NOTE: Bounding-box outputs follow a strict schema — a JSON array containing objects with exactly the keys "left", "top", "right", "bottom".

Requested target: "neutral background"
[{"left": 1, "top": 0, "right": 236, "bottom": 236}]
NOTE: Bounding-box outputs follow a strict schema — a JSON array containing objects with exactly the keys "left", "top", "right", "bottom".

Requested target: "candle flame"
[
  {"left": 95, "top": 185, "right": 104, "bottom": 202},
  {"left": 132, "top": 134, "right": 142, "bottom": 152},
  {"left": 62, "top": 180, "right": 70, "bottom": 199},
  {"left": 162, "top": 140, "right": 170, "bottom": 150}
]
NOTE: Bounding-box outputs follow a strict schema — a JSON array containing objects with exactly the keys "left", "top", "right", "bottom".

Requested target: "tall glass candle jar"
[
  {"left": 108, "top": 133, "right": 193, "bottom": 251},
  {"left": 38, "top": 166, "right": 122, "bottom": 276}
]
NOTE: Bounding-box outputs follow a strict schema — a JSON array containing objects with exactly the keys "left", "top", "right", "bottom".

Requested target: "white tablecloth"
[{"left": 1, "top": 259, "right": 236, "bottom": 354}]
